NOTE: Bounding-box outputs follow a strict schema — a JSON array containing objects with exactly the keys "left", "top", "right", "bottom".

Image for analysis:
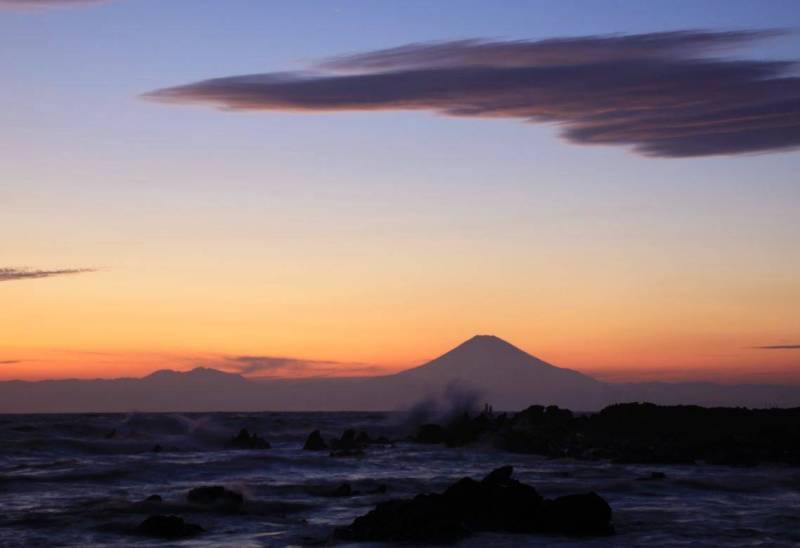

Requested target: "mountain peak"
[{"left": 451, "top": 334, "right": 529, "bottom": 357}]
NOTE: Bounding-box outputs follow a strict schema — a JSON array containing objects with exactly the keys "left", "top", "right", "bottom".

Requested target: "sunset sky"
[{"left": 2, "top": 0, "right": 799, "bottom": 383}]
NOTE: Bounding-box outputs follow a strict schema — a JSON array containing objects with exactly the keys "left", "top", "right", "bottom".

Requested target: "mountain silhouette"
[
  {"left": 388, "top": 335, "right": 606, "bottom": 410},
  {"left": 2, "top": 336, "right": 800, "bottom": 412}
]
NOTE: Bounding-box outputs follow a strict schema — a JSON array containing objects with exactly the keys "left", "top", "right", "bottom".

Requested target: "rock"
[
  {"left": 416, "top": 423, "right": 445, "bottom": 444},
  {"left": 331, "top": 429, "right": 361, "bottom": 451},
  {"left": 135, "top": 515, "right": 203, "bottom": 539},
  {"left": 329, "top": 483, "right": 354, "bottom": 497},
  {"left": 303, "top": 430, "right": 327, "bottom": 451},
  {"left": 370, "top": 484, "right": 388, "bottom": 494},
  {"left": 335, "top": 494, "right": 468, "bottom": 543},
  {"left": 537, "top": 492, "right": 614, "bottom": 536},
  {"left": 227, "top": 428, "right": 270, "bottom": 450},
  {"left": 145, "top": 494, "right": 162, "bottom": 502},
  {"left": 187, "top": 486, "right": 243, "bottom": 507},
  {"left": 151, "top": 444, "right": 163, "bottom": 453},
  {"left": 330, "top": 448, "right": 365, "bottom": 458},
  {"left": 334, "top": 466, "right": 613, "bottom": 542},
  {"left": 355, "top": 431, "right": 372, "bottom": 445},
  {"left": 637, "top": 471, "right": 666, "bottom": 481}
]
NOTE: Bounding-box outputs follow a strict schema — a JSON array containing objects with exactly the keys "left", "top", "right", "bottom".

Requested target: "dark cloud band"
[
  {"left": 754, "top": 345, "right": 800, "bottom": 350},
  {"left": 226, "top": 355, "right": 381, "bottom": 377},
  {"left": 0, "top": 267, "right": 96, "bottom": 282},
  {"left": 145, "top": 30, "right": 800, "bottom": 158}
]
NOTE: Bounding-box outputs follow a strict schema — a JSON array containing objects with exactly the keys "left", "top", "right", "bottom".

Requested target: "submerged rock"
[
  {"left": 303, "top": 430, "right": 327, "bottom": 451},
  {"left": 135, "top": 515, "right": 203, "bottom": 539},
  {"left": 227, "top": 428, "right": 270, "bottom": 450},
  {"left": 334, "top": 466, "right": 613, "bottom": 542},
  {"left": 187, "top": 486, "right": 243, "bottom": 507}
]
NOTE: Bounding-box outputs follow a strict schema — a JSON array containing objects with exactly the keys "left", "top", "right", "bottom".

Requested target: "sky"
[{"left": 1, "top": 0, "right": 799, "bottom": 383}]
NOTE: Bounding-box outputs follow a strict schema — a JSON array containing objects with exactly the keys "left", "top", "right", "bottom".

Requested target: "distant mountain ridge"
[{"left": 2, "top": 336, "right": 800, "bottom": 412}]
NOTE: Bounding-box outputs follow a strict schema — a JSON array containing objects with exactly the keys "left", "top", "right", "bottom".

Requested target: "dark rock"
[
  {"left": 105, "top": 429, "right": 116, "bottom": 439},
  {"left": 186, "top": 486, "right": 243, "bottom": 507},
  {"left": 227, "top": 428, "right": 270, "bottom": 450},
  {"left": 135, "top": 515, "right": 203, "bottom": 539},
  {"left": 416, "top": 423, "right": 445, "bottom": 444},
  {"left": 329, "top": 483, "right": 354, "bottom": 497},
  {"left": 303, "top": 430, "right": 327, "bottom": 451},
  {"left": 370, "top": 484, "right": 388, "bottom": 494},
  {"left": 151, "top": 444, "right": 163, "bottom": 453},
  {"left": 355, "top": 431, "right": 372, "bottom": 445},
  {"left": 145, "top": 494, "right": 162, "bottom": 502},
  {"left": 335, "top": 466, "right": 612, "bottom": 542},
  {"left": 335, "top": 494, "right": 468, "bottom": 543},
  {"left": 330, "top": 448, "right": 365, "bottom": 458},
  {"left": 537, "top": 492, "right": 614, "bottom": 536},
  {"left": 331, "top": 429, "right": 360, "bottom": 451},
  {"left": 637, "top": 471, "right": 667, "bottom": 481}
]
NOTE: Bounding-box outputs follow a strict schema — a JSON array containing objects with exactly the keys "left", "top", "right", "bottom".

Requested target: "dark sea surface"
[{"left": 1, "top": 412, "right": 799, "bottom": 547}]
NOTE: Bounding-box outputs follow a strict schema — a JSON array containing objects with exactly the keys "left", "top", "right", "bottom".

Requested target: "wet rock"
[
  {"left": 303, "top": 430, "right": 327, "bottom": 451},
  {"left": 370, "top": 484, "right": 388, "bottom": 494},
  {"left": 135, "top": 515, "right": 203, "bottom": 539},
  {"left": 145, "top": 494, "right": 162, "bottom": 502},
  {"left": 536, "top": 492, "right": 614, "bottom": 536},
  {"left": 335, "top": 466, "right": 613, "bottom": 542},
  {"left": 637, "top": 471, "right": 667, "bottom": 481},
  {"left": 330, "top": 429, "right": 361, "bottom": 451},
  {"left": 187, "top": 486, "right": 243, "bottom": 507},
  {"left": 416, "top": 423, "right": 445, "bottom": 444},
  {"left": 330, "top": 448, "right": 365, "bottom": 458},
  {"left": 335, "top": 494, "right": 468, "bottom": 543},
  {"left": 329, "top": 483, "right": 354, "bottom": 497},
  {"left": 227, "top": 428, "right": 270, "bottom": 450}
]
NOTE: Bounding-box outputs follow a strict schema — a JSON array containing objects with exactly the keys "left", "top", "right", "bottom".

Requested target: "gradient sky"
[{"left": 2, "top": 0, "right": 799, "bottom": 383}]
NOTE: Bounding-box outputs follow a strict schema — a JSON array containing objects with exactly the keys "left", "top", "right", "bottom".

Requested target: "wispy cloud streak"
[
  {"left": 226, "top": 355, "right": 383, "bottom": 378},
  {"left": 146, "top": 30, "right": 800, "bottom": 158},
  {"left": 0, "top": 267, "right": 96, "bottom": 282},
  {"left": 754, "top": 344, "right": 800, "bottom": 350}
]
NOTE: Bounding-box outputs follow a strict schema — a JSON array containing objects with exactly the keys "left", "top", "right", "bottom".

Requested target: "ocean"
[{"left": 1, "top": 411, "right": 799, "bottom": 546}]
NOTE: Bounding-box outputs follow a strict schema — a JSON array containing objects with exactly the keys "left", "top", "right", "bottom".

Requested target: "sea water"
[{"left": 1, "top": 412, "right": 799, "bottom": 547}]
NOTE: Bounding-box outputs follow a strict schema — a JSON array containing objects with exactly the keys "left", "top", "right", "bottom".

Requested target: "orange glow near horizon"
[
  {"left": 2, "top": 262, "right": 798, "bottom": 384},
  {"left": 1, "top": 247, "right": 799, "bottom": 382}
]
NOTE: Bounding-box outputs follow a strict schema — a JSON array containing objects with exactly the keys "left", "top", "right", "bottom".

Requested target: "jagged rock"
[
  {"left": 303, "top": 430, "right": 327, "bottom": 451},
  {"left": 227, "top": 428, "right": 270, "bottom": 449},
  {"left": 330, "top": 429, "right": 360, "bottom": 451},
  {"left": 186, "top": 486, "right": 243, "bottom": 507},
  {"left": 330, "top": 448, "right": 365, "bottom": 458},
  {"left": 329, "top": 483, "right": 354, "bottom": 497},
  {"left": 334, "top": 466, "right": 613, "bottom": 542},
  {"left": 370, "top": 484, "right": 388, "bottom": 494},
  {"left": 536, "top": 492, "right": 614, "bottom": 536},
  {"left": 416, "top": 423, "right": 445, "bottom": 444},
  {"left": 637, "top": 471, "right": 667, "bottom": 481},
  {"left": 135, "top": 515, "right": 203, "bottom": 539}
]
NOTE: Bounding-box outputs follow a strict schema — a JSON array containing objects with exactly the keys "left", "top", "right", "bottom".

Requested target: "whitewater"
[{"left": 1, "top": 412, "right": 799, "bottom": 546}]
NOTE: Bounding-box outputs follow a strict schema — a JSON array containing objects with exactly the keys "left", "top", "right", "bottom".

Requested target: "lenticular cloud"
[{"left": 146, "top": 30, "right": 800, "bottom": 158}]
